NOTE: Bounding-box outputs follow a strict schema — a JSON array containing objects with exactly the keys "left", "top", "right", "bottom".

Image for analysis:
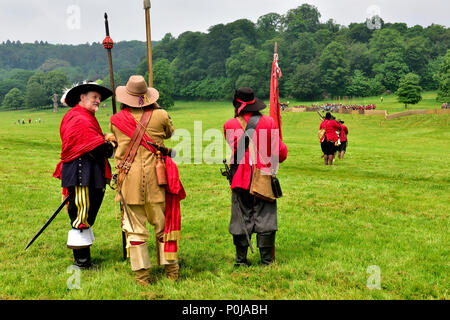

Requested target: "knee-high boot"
[
  {"left": 257, "top": 232, "right": 276, "bottom": 266},
  {"left": 233, "top": 235, "right": 250, "bottom": 267}
]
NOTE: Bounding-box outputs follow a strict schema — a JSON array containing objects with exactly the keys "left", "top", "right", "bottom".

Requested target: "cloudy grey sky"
[{"left": 0, "top": 0, "right": 448, "bottom": 44}]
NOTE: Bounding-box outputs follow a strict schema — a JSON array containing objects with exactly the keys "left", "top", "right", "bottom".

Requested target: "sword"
[{"left": 25, "top": 195, "right": 72, "bottom": 250}]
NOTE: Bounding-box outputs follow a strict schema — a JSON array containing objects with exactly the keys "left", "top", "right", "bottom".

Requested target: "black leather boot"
[
  {"left": 259, "top": 247, "right": 275, "bottom": 265},
  {"left": 234, "top": 246, "right": 250, "bottom": 267},
  {"left": 73, "top": 247, "right": 94, "bottom": 270},
  {"left": 233, "top": 235, "right": 251, "bottom": 267},
  {"left": 257, "top": 232, "right": 276, "bottom": 266}
]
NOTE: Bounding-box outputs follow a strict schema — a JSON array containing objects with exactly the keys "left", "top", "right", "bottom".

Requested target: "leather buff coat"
[{"left": 109, "top": 107, "right": 174, "bottom": 205}]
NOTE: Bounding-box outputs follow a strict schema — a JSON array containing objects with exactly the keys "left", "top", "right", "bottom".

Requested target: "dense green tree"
[
  {"left": 226, "top": 19, "right": 258, "bottom": 46},
  {"left": 346, "top": 70, "right": 370, "bottom": 97},
  {"left": 396, "top": 73, "right": 422, "bottom": 108},
  {"left": 283, "top": 4, "right": 321, "bottom": 37},
  {"left": 2, "top": 87, "right": 24, "bottom": 109},
  {"left": 287, "top": 63, "right": 321, "bottom": 100},
  {"left": 405, "top": 36, "right": 431, "bottom": 76},
  {"left": 25, "top": 82, "right": 48, "bottom": 108},
  {"left": 256, "top": 13, "right": 283, "bottom": 42},
  {"left": 153, "top": 59, "right": 175, "bottom": 108},
  {"left": 152, "top": 33, "right": 178, "bottom": 63},
  {"left": 319, "top": 41, "right": 350, "bottom": 96},
  {"left": 347, "top": 42, "right": 372, "bottom": 76},
  {"left": 8, "top": 69, "right": 34, "bottom": 84},
  {"left": 0, "top": 79, "right": 25, "bottom": 105},
  {"left": 42, "top": 70, "right": 69, "bottom": 101},
  {"left": 348, "top": 22, "right": 373, "bottom": 43},
  {"left": 226, "top": 38, "right": 269, "bottom": 98},
  {"left": 421, "top": 58, "right": 442, "bottom": 90},
  {"left": 384, "top": 23, "right": 408, "bottom": 34},
  {"left": 367, "top": 75, "right": 386, "bottom": 96},
  {"left": 436, "top": 50, "right": 450, "bottom": 102},
  {"left": 286, "top": 32, "right": 319, "bottom": 67},
  {"left": 373, "top": 51, "right": 410, "bottom": 91},
  {"left": 369, "top": 28, "right": 405, "bottom": 63}
]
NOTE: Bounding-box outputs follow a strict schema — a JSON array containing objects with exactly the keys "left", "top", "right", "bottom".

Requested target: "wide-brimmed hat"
[
  {"left": 116, "top": 75, "right": 159, "bottom": 108},
  {"left": 233, "top": 87, "right": 266, "bottom": 115},
  {"left": 62, "top": 81, "right": 112, "bottom": 108}
]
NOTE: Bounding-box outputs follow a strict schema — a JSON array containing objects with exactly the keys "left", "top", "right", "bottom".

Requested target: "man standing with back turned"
[
  {"left": 224, "top": 87, "right": 288, "bottom": 267},
  {"left": 110, "top": 75, "right": 184, "bottom": 286}
]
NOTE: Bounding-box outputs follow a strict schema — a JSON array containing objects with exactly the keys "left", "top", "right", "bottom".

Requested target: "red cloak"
[{"left": 53, "top": 105, "right": 111, "bottom": 194}]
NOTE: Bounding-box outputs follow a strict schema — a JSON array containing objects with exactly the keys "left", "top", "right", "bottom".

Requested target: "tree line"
[{"left": 0, "top": 4, "right": 449, "bottom": 110}]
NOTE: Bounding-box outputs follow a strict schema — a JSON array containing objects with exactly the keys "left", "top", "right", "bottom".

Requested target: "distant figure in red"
[
  {"left": 319, "top": 112, "right": 342, "bottom": 165},
  {"left": 337, "top": 120, "right": 348, "bottom": 160}
]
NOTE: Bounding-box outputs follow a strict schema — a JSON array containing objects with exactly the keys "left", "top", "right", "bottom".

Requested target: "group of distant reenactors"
[{"left": 319, "top": 112, "right": 349, "bottom": 165}]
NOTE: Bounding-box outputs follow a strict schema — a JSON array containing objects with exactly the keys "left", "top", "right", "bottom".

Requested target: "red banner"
[{"left": 269, "top": 44, "right": 282, "bottom": 140}]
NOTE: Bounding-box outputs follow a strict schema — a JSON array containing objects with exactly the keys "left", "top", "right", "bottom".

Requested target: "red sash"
[
  {"left": 111, "top": 108, "right": 185, "bottom": 261},
  {"left": 53, "top": 105, "right": 112, "bottom": 195}
]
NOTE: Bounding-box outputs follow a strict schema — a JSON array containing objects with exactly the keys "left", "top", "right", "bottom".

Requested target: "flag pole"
[{"left": 143, "top": 0, "right": 153, "bottom": 86}]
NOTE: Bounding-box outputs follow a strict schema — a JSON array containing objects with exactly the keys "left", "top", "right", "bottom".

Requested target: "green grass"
[{"left": 0, "top": 92, "right": 448, "bottom": 300}]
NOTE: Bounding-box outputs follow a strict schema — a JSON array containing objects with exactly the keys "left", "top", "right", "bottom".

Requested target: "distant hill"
[{"left": 0, "top": 40, "right": 158, "bottom": 81}]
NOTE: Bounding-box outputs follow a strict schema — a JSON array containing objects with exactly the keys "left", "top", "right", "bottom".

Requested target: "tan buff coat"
[{"left": 109, "top": 107, "right": 174, "bottom": 205}]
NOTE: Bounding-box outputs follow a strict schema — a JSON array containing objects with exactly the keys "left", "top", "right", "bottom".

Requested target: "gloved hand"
[{"left": 104, "top": 133, "right": 117, "bottom": 148}]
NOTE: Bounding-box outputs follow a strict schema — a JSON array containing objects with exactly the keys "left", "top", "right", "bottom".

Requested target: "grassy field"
[{"left": 0, "top": 92, "right": 448, "bottom": 300}]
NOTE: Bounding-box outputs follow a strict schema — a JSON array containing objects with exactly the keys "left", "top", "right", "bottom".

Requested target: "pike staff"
[
  {"left": 143, "top": 0, "right": 153, "bottom": 86},
  {"left": 103, "top": 12, "right": 129, "bottom": 259},
  {"left": 103, "top": 13, "right": 117, "bottom": 114}
]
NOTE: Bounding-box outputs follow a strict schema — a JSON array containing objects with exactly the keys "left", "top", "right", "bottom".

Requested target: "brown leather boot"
[
  {"left": 135, "top": 268, "right": 151, "bottom": 286},
  {"left": 165, "top": 263, "right": 179, "bottom": 281}
]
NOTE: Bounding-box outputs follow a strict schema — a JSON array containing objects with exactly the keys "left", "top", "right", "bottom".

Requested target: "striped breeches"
[{"left": 67, "top": 186, "right": 105, "bottom": 229}]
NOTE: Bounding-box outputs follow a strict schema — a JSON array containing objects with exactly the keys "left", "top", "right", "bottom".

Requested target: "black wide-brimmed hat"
[
  {"left": 232, "top": 87, "right": 266, "bottom": 115},
  {"left": 61, "top": 81, "right": 113, "bottom": 108}
]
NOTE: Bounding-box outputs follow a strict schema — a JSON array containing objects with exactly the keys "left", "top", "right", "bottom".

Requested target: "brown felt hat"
[{"left": 116, "top": 75, "right": 159, "bottom": 108}]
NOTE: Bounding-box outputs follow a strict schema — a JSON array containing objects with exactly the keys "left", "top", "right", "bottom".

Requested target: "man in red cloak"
[{"left": 53, "top": 82, "right": 115, "bottom": 269}]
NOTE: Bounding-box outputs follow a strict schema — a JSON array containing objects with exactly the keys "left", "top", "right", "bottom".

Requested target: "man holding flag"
[{"left": 223, "top": 86, "right": 287, "bottom": 266}]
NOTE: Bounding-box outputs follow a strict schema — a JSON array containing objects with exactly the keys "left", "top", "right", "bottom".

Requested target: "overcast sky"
[{"left": 1, "top": 0, "right": 448, "bottom": 44}]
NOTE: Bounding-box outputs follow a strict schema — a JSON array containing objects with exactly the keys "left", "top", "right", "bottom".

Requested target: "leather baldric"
[{"left": 118, "top": 108, "right": 153, "bottom": 175}]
